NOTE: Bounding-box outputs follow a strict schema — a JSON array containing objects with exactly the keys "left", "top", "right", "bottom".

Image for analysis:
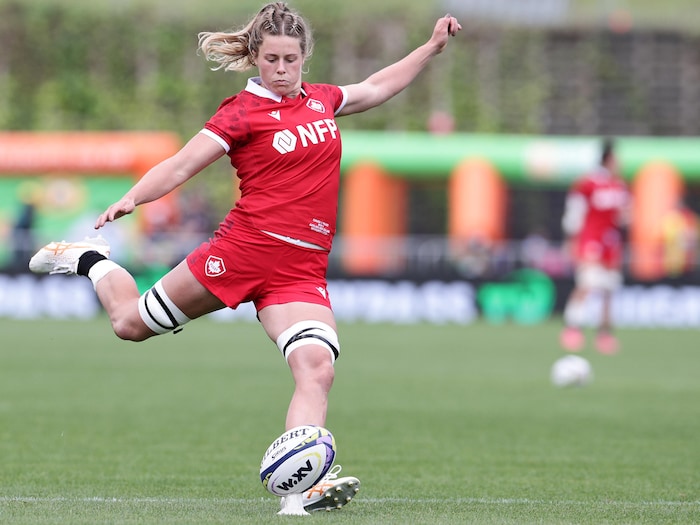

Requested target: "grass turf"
[{"left": 0, "top": 316, "right": 698, "bottom": 524}]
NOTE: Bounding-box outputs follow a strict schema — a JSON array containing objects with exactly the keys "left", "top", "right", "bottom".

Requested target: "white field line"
[{"left": 0, "top": 496, "right": 698, "bottom": 507}]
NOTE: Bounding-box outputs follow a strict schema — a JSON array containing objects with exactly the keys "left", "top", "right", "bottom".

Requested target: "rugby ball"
[
  {"left": 550, "top": 355, "right": 593, "bottom": 387},
  {"left": 259, "top": 425, "right": 336, "bottom": 496}
]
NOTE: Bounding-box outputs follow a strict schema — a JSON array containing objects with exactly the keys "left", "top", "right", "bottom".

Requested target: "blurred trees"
[{"left": 2, "top": 1, "right": 700, "bottom": 138}]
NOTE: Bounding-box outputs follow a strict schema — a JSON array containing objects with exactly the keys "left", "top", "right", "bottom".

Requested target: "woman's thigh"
[
  {"left": 258, "top": 302, "right": 336, "bottom": 343},
  {"left": 160, "top": 260, "right": 226, "bottom": 319}
]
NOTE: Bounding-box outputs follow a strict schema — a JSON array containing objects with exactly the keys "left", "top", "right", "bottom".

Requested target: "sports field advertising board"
[{"left": 0, "top": 175, "right": 138, "bottom": 269}]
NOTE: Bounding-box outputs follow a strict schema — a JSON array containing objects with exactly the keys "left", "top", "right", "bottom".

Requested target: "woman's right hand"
[{"left": 95, "top": 197, "right": 137, "bottom": 229}]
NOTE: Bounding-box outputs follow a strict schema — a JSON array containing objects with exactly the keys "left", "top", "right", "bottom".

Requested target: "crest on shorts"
[{"left": 205, "top": 255, "right": 226, "bottom": 277}]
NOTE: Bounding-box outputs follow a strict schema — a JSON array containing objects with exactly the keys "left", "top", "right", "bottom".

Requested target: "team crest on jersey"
[
  {"left": 205, "top": 255, "right": 226, "bottom": 277},
  {"left": 306, "top": 98, "right": 326, "bottom": 113}
]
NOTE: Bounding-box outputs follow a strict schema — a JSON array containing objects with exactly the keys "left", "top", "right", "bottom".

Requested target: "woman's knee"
[
  {"left": 111, "top": 273, "right": 216, "bottom": 341},
  {"left": 288, "top": 346, "right": 336, "bottom": 389},
  {"left": 110, "top": 308, "right": 154, "bottom": 342}
]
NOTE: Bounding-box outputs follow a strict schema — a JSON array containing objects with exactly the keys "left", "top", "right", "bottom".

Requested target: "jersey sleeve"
[
  {"left": 201, "top": 94, "right": 252, "bottom": 152},
  {"left": 306, "top": 83, "right": 347, "bottom": 115},
  {"left": 570, "top": 176, "right": 593, "bottom": 198},
  {"left": 562, "top": 194, "right": 587, "bottom": 236}
]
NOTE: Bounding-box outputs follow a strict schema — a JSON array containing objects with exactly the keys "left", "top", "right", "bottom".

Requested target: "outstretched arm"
[
  {"left": 338, "top": 14, "right": 461, "bottom": 117},
  {"left": 94, "top": 133, "right": 225, "bottom": 229}
]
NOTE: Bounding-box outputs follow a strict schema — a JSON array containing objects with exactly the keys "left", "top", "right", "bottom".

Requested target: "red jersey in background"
[{"left": 564, "top": 168, "right": 630, "bottom": 268}]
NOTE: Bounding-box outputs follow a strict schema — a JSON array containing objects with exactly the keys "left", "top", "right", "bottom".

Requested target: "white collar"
[{"left": 245, "top": 77, "right": 306, "bottom": 101}]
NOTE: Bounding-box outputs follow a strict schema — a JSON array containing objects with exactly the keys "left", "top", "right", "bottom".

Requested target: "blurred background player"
[{"left": 560, "top": 138, "right": 631, "bottom": 354}]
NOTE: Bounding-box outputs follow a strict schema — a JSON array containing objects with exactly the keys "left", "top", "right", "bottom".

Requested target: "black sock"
[{"left": 76, "top": 251, "right": 108, "bottom": 277}]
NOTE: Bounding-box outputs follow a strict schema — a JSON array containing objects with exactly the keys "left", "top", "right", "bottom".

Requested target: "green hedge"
[
  {"left": 0, "top": 1, "right": 542, "bottom": 137},
  {"left": 1, "top": 1, "right": 699, "bottom": 139}
]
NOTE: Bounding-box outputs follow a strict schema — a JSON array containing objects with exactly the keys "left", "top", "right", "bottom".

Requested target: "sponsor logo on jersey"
[
  {"left": 272, "top": 129, "right": 297, "bottom": 154},
  {"left": 591, "top": 187, "right": 628, "bottom": 210},
  {"left": 205, "top": 255, "right": 226, "bottom": 277},
  {"left": 316, "top": 286, "right": 327, "bottom": 299},
  {"left": 268, "top": 110, "right": 281, "bottom": 121},
  {"left": 306, "top": 98, "right": 326, "bottom": 113},
  {"left": 272, "top": 118, "right": 338, "bottom": 155}
]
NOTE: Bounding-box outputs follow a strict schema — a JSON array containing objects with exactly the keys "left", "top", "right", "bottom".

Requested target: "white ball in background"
[{"left": 550, "top": 355, "right": 593, "bottom": 387}]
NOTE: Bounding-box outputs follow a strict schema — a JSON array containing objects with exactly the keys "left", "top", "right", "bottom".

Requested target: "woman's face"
[{"left": 255, "top": 35, "right": 304, "bottom": 98}]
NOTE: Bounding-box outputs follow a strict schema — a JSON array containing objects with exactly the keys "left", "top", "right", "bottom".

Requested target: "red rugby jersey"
[
  {"left": 201, "top": 78, "right": 348, "bottom": 250},
  {"left": 568, "top": 168, "right": 630, "bottom": 266}
]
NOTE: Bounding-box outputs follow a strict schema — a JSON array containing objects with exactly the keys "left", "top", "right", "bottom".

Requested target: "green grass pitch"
[{"left": 1, "top": 316, "right": 698, "bottom": 524}]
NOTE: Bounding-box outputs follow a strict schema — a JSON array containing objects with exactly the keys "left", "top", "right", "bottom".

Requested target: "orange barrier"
[
  {"left": 0, "top": 132, "right": 181, "bottom": 175},
  {"left": 448, "top": 157, "right": 506, "bottom": 249},
  {"left": 340, "top": 162, "right": 407, "bottom": 275},
  {"left": 629, "top": 161, "right": 684, "bottom": 280},
  {"left": 0, "top": 132, "right": 182, "bottom": 232}
]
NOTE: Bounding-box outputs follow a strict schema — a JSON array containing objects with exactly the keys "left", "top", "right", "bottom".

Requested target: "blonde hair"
[{"left": 198, "top": 2, "right": 314, "bottom": 72}]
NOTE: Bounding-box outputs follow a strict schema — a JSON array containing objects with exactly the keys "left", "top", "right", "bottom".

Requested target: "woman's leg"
[
  {"left": 29, "top": 237, "right": 226, "bottom": 342},
  {"left": 95, "top": 259, "right": 226, "bottom": 341},
  {"left": 263, "top": 302, "right": 361, "bottom": 515},
  {"left": 258, "top": 302, "right": 337, "bottom": 429}
]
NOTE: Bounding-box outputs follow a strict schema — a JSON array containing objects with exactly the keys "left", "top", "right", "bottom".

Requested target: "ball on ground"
[
  {"left": 260, "top": 425, "right": 336, "bottom": 496},
  {"left": 550, "top": 355, "right": 593, "bottom": 387}
]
